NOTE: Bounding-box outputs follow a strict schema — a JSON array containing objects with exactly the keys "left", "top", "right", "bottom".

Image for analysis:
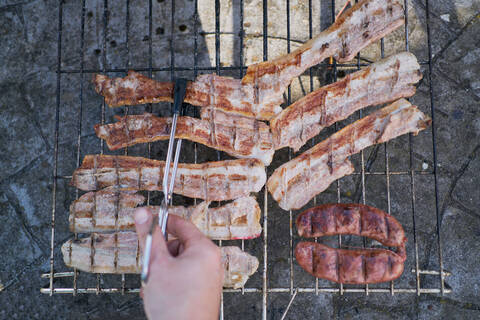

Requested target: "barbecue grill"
[{"left": 41, "top": 0, "right": 451, "bottom": 319}]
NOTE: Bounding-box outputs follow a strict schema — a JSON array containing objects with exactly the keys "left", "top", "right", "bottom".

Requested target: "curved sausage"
[
  {"left": 295, "top": 242, "right": 405, "bottom": 284},
  {"left": 296, "top": 203, "right": 407, "bottom": 248}
]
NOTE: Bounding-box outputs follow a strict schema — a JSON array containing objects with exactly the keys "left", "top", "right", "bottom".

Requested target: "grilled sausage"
[
  {"left": 295, "top": 242, "right": 405, "bottom": 284},
  {"left": 296, "top": 204, "right": 407, "bottom": 248}
]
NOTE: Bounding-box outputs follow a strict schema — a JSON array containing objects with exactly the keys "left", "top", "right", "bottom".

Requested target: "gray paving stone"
[
  {"left": 434, "top": 14, "right": 480, "bottom": 99},
  {"left": 0, "top": 83, "right": 47, "bottom": 178},
  {"left": 436, "top": 203, "right": 480, "bottom": 305}
]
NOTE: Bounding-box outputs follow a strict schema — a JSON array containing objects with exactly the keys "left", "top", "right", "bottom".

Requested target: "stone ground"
[{"left": 0, "top": 0, "right": 479, "bottom": 319}]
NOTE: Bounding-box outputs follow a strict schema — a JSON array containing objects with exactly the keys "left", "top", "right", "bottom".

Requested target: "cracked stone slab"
[
  {"left": 452, "top": 146, "right": 480, "bottom": 211},
  {"left": 333, "top": 294, "right": 419, "bottom": 320},
  {"left": 417, "top": 0, "right": 480, "bottom": 30},
  {"left": 434, "top": 14, "right": 480, "bottom": 98},
  {"left": 428, "top": 204, "right": 480, "bottom": 305},
  {"left": 0, "top": 82, "right": 47, "bottom": 179},
  {"left": 418, "top": 296, "right": 480, "bottom": 319},
  {"left": 267, "top": 292, "right": 333, "bottom": 320},
  {"left": 0, "top": 193, "right": 43, "bottom": 285}
]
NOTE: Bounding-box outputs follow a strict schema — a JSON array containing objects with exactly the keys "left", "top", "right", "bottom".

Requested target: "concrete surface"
[{"left": 0, "top": 0, "right": 479, "bottom": 319}]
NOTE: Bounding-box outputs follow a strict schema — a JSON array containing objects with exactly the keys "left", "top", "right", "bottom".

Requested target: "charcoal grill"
[{"left": 41, "top": 0, "right": 451, "bottom": 319}]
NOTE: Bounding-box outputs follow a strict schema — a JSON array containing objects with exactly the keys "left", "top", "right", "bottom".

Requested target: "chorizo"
[
  {"left": 296, "top": 203, "right": 407, "bottom": 248},
  {"left": 295, "top": 242, "right": 405, "bottom": 284}
]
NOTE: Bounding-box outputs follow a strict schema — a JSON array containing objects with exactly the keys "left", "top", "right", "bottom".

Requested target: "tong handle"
[
  {"left": 162, "top": 78, "right": 188, "bottom": 201},
  {"left": 173, "top": 78, "right": 188, "bottom": 115},
  {"left": 141, "top": 78, "right": 188, "bottom": 285}
]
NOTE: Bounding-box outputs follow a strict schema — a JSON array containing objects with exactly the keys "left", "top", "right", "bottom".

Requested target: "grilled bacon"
[
  {"left": 296, "top": 203, "right": 406, "bottom": 247},
  {"left": 61, "top": 232, "right": 259, "bottom": 288},
  {"left": 69, "top": 188, "right": 262, "bottom": 240},
  {"left": 295, "top": 242, "right": 405, "bottom": 284},
  {"left": 267, "top": 99, "right": 431, "bottom": 210},
  {"left": 93, "top": 0, "right": 404, "bottom": 120},
  {"left": 71, "top": 155, "right": 266, "bottom": 201},
  {"left": 94, "top": 112, "right": 274, "bottom": 165},
  {"left": 271, "top": 52, "right": 422, "bottom": 151}
]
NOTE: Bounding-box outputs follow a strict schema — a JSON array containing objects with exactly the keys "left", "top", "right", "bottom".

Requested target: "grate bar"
[
  {"left": 41, "top": 287, "right": 452, "bottom": 295},
  {"left": 380, "top": 36, "right": 396, "bottom": 296},
  {"left": 239, "top": 0, "right": 246, "bottom": 296},
  {"left": 308, "top": 0, "right": 320, "bottom": 296},
  {"left": 42, "top": 268, "right": 450, "bottom": 279},
  {"left": 71, "top": 0, "right": 88, "bottom": 296},
  {"left": 53, "top": 171, "right": 437, "bottom": 181},
  {"left": 403, "top": 0, "right": 422, "bottom": 297},
  {"left": 213, "top": 1, "right": 225, "bottom": 319},
  {"left": 57, "top": 62, "right": 433, "bottom": 74},
  {"left": 262, "top": 1, "right": 268, "bottom": 319},
  {"left": 330, "top": 0, "right": 345, "bottom": 297},
  {"left": 49, "top": 0, "right": 64, "bottom": 298},
  {"left": 425, "top": 0, "right": 446, "bottom": 295},
  {"left": 286, "top": 0, "right": 295, "bottom": 298}
]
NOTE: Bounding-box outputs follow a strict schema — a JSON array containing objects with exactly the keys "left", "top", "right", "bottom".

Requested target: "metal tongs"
[{"left": 141, "top": 78, "right": 188, "bottom": 284}]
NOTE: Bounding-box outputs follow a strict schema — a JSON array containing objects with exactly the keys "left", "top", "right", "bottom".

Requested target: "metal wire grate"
[{"left": 41, "top": 0, "right": 451, "bottom": 319}]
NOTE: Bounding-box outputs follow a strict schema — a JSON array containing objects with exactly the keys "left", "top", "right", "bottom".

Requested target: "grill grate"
[{"left": 42, "top": 0, "right": 451, "bottom": 319}]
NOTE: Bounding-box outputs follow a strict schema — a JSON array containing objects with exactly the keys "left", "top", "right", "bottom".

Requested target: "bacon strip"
[
  {"left": 71, "top": 155, "right": 266, "bottom": 201},
  {"left": 267, "top": 99, "right": 431, "bottom": 210},
  {"left": 93, "top": 0, "right": 404, "bottom": 120},
  {"left": 296, "top": 203, "right": 406, "bottom": 247},
  {"left": 295, "top": 242, "right": 405, "bottom": 284},
  {"left": 94, "top": 112, "right": 274, "bottom": 165},
  {"left": 271, "top": 52, "right": 422, "bottom": 151},
  {"left": 93, "top": 73, "right": 266, "bottom": 117},
  {"left": 69, "top": 188, "right": 262, "bottom": 240},
  {"left": 61, "top": 232, "right": 259, "bottom": 288}
]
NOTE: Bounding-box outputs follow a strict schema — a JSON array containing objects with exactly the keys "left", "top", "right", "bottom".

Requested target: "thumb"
[{"left": 134, "top": 207, "right": 168, "bottom": 259}]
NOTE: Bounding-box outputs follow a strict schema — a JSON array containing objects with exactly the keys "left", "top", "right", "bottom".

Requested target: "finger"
[
  {"left": 167, "top": 239, "right": 183, "bottom": 257},
  {"left": 134, "top": 207, "right": 153, "bottom": 254},
  {"left": 166, "top": 215, "right": 206, "bottom": 247},
  {"left": 135, "top": 207, "right": 169, "bottom": 259}
]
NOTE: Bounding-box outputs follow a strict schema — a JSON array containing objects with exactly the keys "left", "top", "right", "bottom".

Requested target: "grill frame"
[{"left": 41, "top": 0, "right": 450, "bottom": 319}]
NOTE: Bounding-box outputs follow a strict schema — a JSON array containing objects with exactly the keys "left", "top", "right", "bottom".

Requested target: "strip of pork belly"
[
  {"left": 295, "top": 242, "right": 405, "bottom": 284},
  {"left": 69, "top": 187, "right": 144, "bottom": 233},
  {"left": 271, "top": 52, "right": 422, "bottom": 151},
  {"left": 94, "top": 112, "right": 274, "bottom": 165},
  {"left": 69, "top": 189, "right": 262, "bottom": 240},
  {"left": 93, "top": 72, "right": 266, "bottom": 118},
  {"left": 296, "top": 203, "right": 407, "bottom": 247},
  {"left": 61, "top": 232, "right": 259, "bottom": 288},
  {"left": 267, "top": 99, "right": 431, "bottom": 210},
  {"left": 71, "top": 155, "right": 266, "bottom": 201},
  {"left": 93, "top": 0, "right": 404, "bottom": 120},
  {"left": 241, "top": 0, "right": 405, "bottom": 116}
]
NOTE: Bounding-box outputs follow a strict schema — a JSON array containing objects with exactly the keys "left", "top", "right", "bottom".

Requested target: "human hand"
[{"left": 135, "top": 208, "right": 223, "bottom": 320}]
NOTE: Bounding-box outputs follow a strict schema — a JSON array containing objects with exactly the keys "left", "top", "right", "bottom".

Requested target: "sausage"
[
  {"left": 296, "top": 203, "right": 407, "bottom": 248},
  {"left": 295, "top": 242, "right": 405, "bottom": 284}
]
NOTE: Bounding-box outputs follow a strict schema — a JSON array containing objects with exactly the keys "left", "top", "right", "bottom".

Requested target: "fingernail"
[{"left": 135, "top": 209, "right": 149, "bottom": 225}]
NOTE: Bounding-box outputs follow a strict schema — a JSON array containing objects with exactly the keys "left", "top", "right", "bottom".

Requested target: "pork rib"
[
  {"left": 93, "top": 0, "right": 404, "bottom": 120},
  {"left": 267, "top": 99, "right": 431, "bottom": 210},
  {"left": 271, "top": 52, "right": 422, "bottom": 151},
  {"left": 69, "top": 188, "right": 262, "bottom": 240},
  {"left": 296, "top": 203, "right": 406, "bottom": 247},
  {"left": 94, "top": 112, "right": 274, "bottom": 165},
  {"left": 61, "top": 232, "right": 259, "bottom": 288},
  {"left": 71, "top": 155, "right": 266, "bottom": 201},
  {"left": 295, "top": 242, "right": 405, "bottom": 284}
]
